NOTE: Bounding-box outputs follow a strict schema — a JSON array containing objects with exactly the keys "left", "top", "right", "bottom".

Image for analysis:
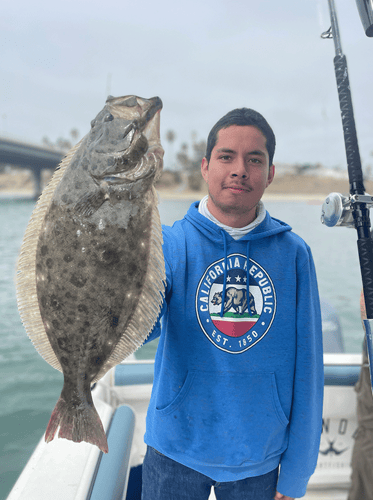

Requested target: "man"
[{"left": 142, "top": 108, "right": 324, "bottom": 500}]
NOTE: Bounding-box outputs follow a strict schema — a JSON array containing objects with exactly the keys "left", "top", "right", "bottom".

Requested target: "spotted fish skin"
[{"left": 16, "top": 95, "right": 165, "bottom": 453}]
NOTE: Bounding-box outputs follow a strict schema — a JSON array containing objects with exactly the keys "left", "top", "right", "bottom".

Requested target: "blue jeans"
[{"left": 141, "top": 446, "right": 279, "bottom": 500}]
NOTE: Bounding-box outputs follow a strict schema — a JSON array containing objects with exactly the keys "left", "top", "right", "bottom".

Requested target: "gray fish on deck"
[{"left": 16, "top": 95, "right": 166, "bottom": 453}]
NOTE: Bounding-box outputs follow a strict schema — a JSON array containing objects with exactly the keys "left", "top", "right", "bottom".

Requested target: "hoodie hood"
[
  {"left": 184, "top": 201, "right": 292, "bottom": 317},
  {"left": 184, "top": 201, "right": 292, "bottom": 243}
]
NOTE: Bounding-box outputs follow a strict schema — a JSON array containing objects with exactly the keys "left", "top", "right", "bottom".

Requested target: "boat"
[{"left": 6, "top": 300, "right": 362, "bottom": 500}]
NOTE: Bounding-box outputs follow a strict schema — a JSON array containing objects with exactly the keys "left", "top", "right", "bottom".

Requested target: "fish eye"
[{"left": 104, "top": 113, "right": 114, "bottom": 122}]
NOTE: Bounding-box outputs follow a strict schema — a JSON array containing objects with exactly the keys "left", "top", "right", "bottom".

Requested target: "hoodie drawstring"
[
  {"left": 246, "top": 240, "right": 251, "bottom": 317},
  {"left": 220, "top": 230, "right": 228, "bottom": 318}
]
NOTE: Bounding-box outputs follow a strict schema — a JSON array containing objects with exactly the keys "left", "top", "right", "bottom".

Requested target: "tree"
[
  {"left": 166, "top": 130, "right": 176, "bottom": 144},
  {"left": 165, "top": 129, "right": 176, "bottom": 170},
  {"left": 176, "top": 132, "right": 207, "bottom": 191},
  {"left": 176, "top": 132, "right": 206, "bottom": 173},
  {"left": 42, "top": 128, "right": 80, "bottom": 152}
]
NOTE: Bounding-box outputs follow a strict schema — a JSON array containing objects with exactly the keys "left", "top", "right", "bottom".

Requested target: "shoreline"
[
  {"left": 0, "top": 188, "right": 327, "bottom": 204},
  {"left": 157, "top": 190, "right": 326, "bottom": 203},
  {"left": 0, "top": 172, "right": 358, "bottom": 205}
]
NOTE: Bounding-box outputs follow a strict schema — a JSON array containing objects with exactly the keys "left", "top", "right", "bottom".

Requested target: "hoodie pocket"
[{"left": 155, "top": 370, "right": 289, "bottom": 467}]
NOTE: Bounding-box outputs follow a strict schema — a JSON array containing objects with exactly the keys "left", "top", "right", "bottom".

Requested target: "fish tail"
[{"left": 45, "top": 394, "right": 109, "bottom": 453}]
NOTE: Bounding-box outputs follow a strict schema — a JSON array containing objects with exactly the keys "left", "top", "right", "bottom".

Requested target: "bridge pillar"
[{"left": 33, "top": 168, "right": 42, "bottom": 200}]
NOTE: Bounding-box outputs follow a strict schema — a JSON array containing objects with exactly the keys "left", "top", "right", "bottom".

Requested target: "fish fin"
[
  {"left": 93, "top": 187, "right": 166, "bottom": 381},
  {"left": 16, "top": 140, "right": 84, "bottom": 373},
  {"left": 45, "top": 393, "right": 108, "bottom": 453},
  {"left": 74, "top": 189, "right": 107, "bottom": 217}
]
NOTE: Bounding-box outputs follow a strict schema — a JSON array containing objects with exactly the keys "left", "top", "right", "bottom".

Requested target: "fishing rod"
[{"left": 320, "top": 0, "right": 373, "bottom": 387}]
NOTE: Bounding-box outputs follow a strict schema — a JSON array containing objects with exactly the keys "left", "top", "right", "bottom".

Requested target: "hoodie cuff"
[{"left": 276, "top": 469, "right": 310, "bottom": 499}]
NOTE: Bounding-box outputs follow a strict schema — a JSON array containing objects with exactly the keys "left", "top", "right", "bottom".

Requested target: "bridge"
[{"left": 0, "top": 137, "right": 65, "bottom": 198}]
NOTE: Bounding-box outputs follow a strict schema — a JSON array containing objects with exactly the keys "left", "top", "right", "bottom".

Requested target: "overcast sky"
[{"left": 1, "top": 0, "right": 372, "bottom": 171}]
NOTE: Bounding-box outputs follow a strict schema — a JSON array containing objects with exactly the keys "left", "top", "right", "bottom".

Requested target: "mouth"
[
  {"left": 224, "top": 185, "right": 252, "bottom": 193},
  {"left": 143, "top": 109, "right": 161, "bottom": 147},
  {"left": 109, "top": 106, "right": 161, "bottom": 159}
]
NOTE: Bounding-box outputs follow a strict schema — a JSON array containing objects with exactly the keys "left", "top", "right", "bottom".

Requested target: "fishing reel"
[{"left": 321, "top": 192, "right": 373, "bottom": 228}]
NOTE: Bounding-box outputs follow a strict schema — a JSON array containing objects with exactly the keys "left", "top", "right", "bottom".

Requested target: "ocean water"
[{"left": 0, "top": 195, "right": 364, "bottom": 498}]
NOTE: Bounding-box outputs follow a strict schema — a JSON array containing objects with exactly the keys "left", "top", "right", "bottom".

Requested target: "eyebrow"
[
  {"left": 216, "top": 148, "right": 266, "bottom": 156},
  {"left": 216, "top": 148, "right": 235, "bottom": 154}
]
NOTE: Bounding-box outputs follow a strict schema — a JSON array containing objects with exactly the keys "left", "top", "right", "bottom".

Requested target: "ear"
[
  {"left": 266, "top": 164, "right": 275, "bottom": 188},
  {"left": 201, "top": 157, "right": 209, "bottom": 183}
]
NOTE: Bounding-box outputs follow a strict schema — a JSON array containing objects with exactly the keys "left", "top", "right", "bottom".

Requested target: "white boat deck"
[
  {"left": 108, "top": 354, "right": 358, "bottom": 499},
  {"left": 7, "top": 353, "right": 361, "bottom": 500}
]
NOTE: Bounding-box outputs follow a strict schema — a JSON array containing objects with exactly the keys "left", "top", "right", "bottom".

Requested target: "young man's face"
[{"left": 201, "top": 125, "right": 275, "bottom": 227}]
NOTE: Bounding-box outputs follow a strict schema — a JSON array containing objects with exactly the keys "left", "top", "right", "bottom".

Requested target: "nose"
[{"left": 231, "top": 158, "right": 248, "bottom": 179}]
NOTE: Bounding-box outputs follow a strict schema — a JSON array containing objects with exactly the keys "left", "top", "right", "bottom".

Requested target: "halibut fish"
[{"left": 16, "top": 95, "right": 166, "bottom": 453}]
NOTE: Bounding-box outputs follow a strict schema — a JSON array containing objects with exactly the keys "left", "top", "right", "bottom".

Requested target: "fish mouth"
[
  {"left": 103, "top": 101, "right": 164, "bottom": 185},
  {"left": 113, "top": 125, "right": 135, "bottom": 155},
  {"left": 137, "top": 96, "right": 162, "bottom": 147},
  {"left": 143, "top": 109, "right": 161, "bottom": 149},
  {"left": 90, "top": 96, "right": 164, "bottom": 185},
  {"left": 113, "top": 97, "right": 162, "bottom": 156},
  {"left": 143, "top": 96, "right": 163, "bottom": 125}
]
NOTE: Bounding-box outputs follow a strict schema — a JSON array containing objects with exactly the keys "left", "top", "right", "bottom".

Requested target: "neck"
[{"left": 206, "top": 200, "right": 258, "bottom": 228}]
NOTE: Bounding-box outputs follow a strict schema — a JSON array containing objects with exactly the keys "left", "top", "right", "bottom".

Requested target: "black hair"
[{"left": 205, "top": 108, "right": 276, "bottom": 165}]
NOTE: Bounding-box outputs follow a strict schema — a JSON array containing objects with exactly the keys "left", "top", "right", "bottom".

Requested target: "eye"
[{"left": 104, "top": 113, "right": 114, "bottom": 122}]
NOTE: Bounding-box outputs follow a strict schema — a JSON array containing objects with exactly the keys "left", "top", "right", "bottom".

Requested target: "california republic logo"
[{"left": 196, "top": 254, "right": 276, "bottom": 353}]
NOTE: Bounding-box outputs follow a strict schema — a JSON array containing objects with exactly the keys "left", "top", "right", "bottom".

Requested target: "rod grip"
[
  {"left": 358, "top": 237, "right": 373, "bottom": 319},
  {"left": 362, "top": 319, "right": 373, "bottom": 394},
  {"left": 334, "top": 54, "right": 365, "bottom": 194}
]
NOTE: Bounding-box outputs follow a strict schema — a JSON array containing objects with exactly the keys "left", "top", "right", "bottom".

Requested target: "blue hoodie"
[{"left": 144, "top": 202, "right": 324, "bottom": 498}]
